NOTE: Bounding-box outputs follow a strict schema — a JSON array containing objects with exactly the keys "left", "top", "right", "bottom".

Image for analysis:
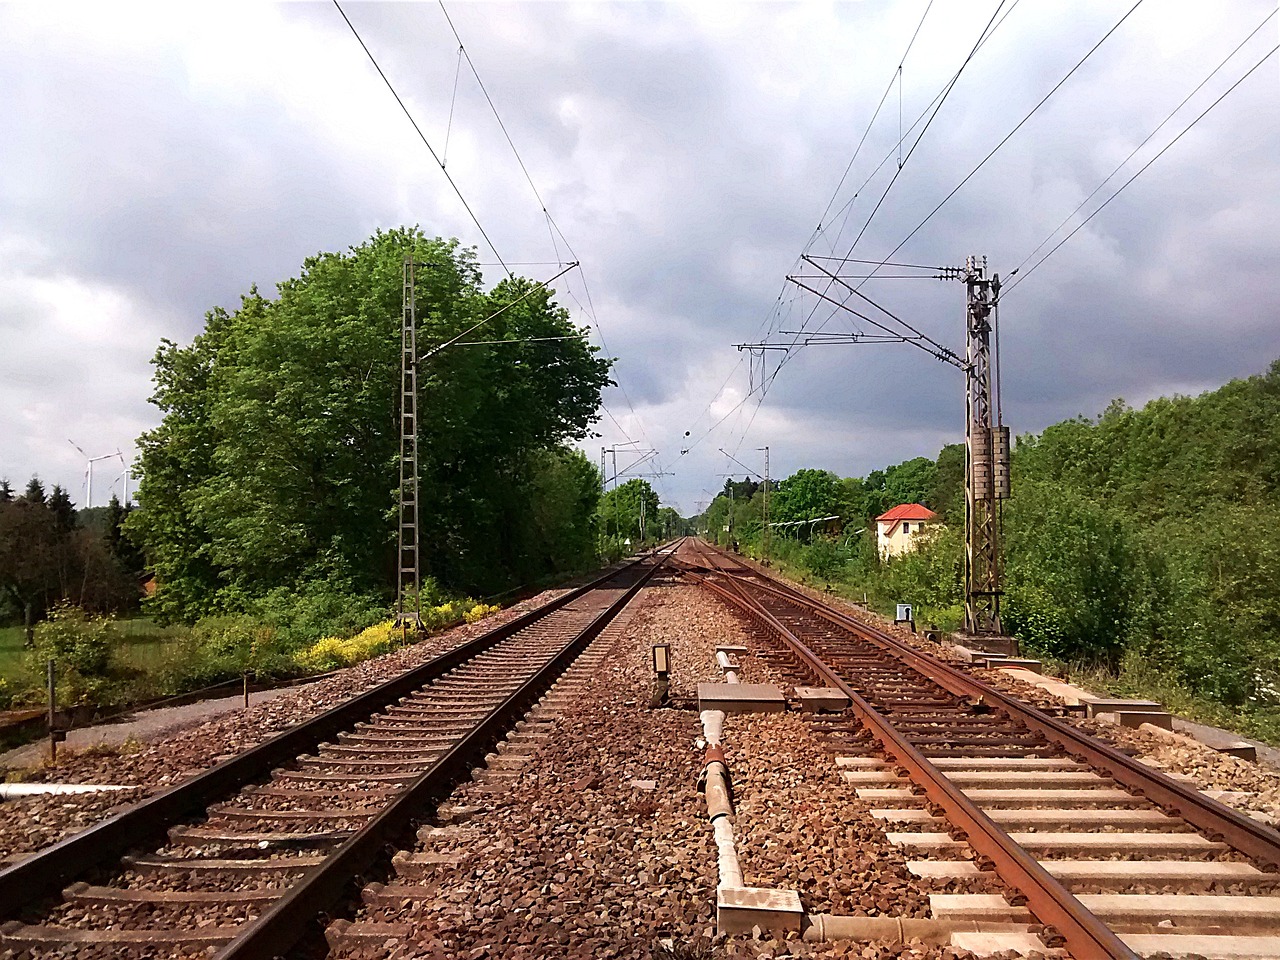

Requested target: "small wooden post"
[
  {"left": 46, "top": 658, "right": 57, "bottom": 765},
  {"left": 243, "top": 672, "right": 250, "bottom": 709}
]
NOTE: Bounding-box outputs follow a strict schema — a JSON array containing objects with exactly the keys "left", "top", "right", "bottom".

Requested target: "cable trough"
[
  {"left": 680, "top": 539, "right": 1280, "bottom": 960},
  {"left": 0, "top": 546, "right": 676, "bottom": 959}
]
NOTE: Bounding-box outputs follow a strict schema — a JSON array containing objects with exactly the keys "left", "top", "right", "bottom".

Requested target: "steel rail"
[
  {"left": 684, "top": 544, "right": 1137, "bottom": 960},
  {"left": 217, "top": 544, "right": 675, "bottom": 959},
  {"left": 733, "top": 561, "right": 1280, "bottom": 871},
  {"left": 0, "top": 549, "right": 672, "bottom": 915}
]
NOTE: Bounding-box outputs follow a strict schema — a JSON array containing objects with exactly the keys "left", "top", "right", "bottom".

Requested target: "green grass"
[
  {"left": 0, "top": 617, "right": 190, "bottom": 706},
  {"left": 0, "top": 625, "right": 27, "bottom": 685}
]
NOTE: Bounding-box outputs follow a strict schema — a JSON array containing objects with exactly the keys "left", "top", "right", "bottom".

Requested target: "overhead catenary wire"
[
  {"left": 1005, "top": 7, "right": 1278, "bottom": 287},
  {"left": 738, "top": 0, "right": 1016, "bottom": 425},
  {"left": 434, "top": 2, "right": 664, "bottom": 489},
  {"left": 849, "top": 0, "right": 1146, "bottom": 288},
  {"left": 809, "top": 0, "right": 936, "bottom": 242},
  {"left": 1004, "top": 38, "right": 1280, "bottom": 296},
  {"left": 842, "top": 0, "right": 1012, "bottom": 257},
  {"left": 812, "top": 0, "right": 1024, "bottom": 261},
  {"left": 332, "top": 0, "right": 512, "bottom": 277}
]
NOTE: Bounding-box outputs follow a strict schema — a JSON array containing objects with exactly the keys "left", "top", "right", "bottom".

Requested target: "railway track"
[
  {"left": 680, "top": 539, "right": 1280, "bottom": 960},
  {"left": 0, "top": 546, "right": 675, "bottom": 959}
]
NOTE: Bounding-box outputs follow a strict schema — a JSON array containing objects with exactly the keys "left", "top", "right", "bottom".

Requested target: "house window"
[{"left": 902, "top": 522, "right": 910, "bottom": 535}]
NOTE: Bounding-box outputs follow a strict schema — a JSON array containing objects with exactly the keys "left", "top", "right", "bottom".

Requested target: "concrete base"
[
  {"left": 953, "top": 633, "right": 1019, "bottom": 657},
  {"left": 716, "top": 886, "right": 803, "bottom": 934},
  {"left": 795, "top": 686, "right": 850, "bottom": 712},
  {"left": 1086, "top": 698, "right": 1173, "bottom": 730},
  {"left": 716, "top": 644, "right": 749, "bottom": 658},
  {"left": 697, "top": 682, "right": 785, "bottom": 714}
]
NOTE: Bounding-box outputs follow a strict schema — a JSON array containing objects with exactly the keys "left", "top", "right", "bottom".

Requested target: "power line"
[
  {"left": 853, "top": 0, "right": 1146, "bottom": 283},
  {"left": 331, "top": 0, "right": 511, "bottom": 277},
  {"left": 1005, "top": 38, "right": 1279, "bottom": 295},
  {"left": 812, "top": 0, "right": 1025, "bottom": 260},
  {"left": 437, "top": 1, "right": 568, "bottom": 268},
  {"left": 843, "top": 0, "right": 1012, "bottom": 255},
  {"left": 749, "top": 0, "right": 1017, "bottom": 416},
  {"left": 430, "top": 3, "right": 663, "bottom": 489},
  {"left": 1007, "top": 7, "right": 1277, "bottom": 284},
  {"left": 810, "top": 0, "right": 936, "bottom": 241}
]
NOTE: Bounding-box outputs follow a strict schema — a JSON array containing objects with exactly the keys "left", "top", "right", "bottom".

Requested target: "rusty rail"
[
  {"left": 684, "top": 541, "right": 1139, "bottom": 960},
  {"left": 737, "top": 562, "right": 1280, "bottom": 871},
  {"left": 0, "top": 546, "right": 677, "bottom": 921}
]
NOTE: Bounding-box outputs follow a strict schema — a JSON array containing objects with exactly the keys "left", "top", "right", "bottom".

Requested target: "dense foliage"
[
  {"left": 0, "top": 482, "right": 141, "bottom": 640},
  {"left": 692, "top": 360, "right": 1280, "bottom": 728},
  {"left": 129, "top": 227, "right": 612, "bottom": 620}
]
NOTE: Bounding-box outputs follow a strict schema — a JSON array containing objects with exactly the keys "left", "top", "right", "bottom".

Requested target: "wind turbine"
[
  {"left": 111, "top": 449, "right": 133, "bottom": 505},
  {"left": 67, "top": 440, "right": 118, "bottom": 509}
]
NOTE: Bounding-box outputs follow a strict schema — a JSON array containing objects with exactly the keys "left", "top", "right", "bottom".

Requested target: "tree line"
[
  {"left": 692, "top": 359, "right": 1280, "bottom": 722},
  {"left": 0, "top": 481, "right": 143, "bottom": 641}
]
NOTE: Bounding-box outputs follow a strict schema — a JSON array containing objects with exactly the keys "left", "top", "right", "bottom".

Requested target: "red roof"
[{"left": 875, "top": 503, "right": 937, "bottom": 524}]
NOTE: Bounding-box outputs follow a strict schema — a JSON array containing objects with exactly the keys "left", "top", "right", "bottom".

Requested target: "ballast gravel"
[
  {"left": 0, "top": 590, "right": 567, "bottom": 865},
  {"left": 739, "top": 558, "right": 1280, "bottom": 826},
  {"left": 337, "top": 574, "right": 966, "bottom": 959}
]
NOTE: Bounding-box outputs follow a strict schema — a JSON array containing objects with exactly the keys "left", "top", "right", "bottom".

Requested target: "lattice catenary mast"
[
  {"left": 396, "top": 257, "right": 424, "bottom": 631},
  {"left": 959, "top": 256, "right": 1010, "bottom": 636}
]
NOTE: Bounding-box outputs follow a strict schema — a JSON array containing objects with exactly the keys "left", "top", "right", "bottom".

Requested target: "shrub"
[
  {"left": 295, "top": 620, "right": 400, "bottom": 672},
  {"left": 247, "top": 579, "right": 388, "bottom": 647},
  {"left": 28, "top": 604, "right": 123, "bottom": 706},
  {"left": 464, "top": 603, "right": 501, "bottom": 624}
]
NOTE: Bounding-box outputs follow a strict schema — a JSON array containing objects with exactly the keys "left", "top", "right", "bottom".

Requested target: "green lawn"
[
  {"left": 0, "top": 618, "right": 189, "bottom": 701},
  {"left": 0, "top": 625, "right": 27, "bottom": 685}
]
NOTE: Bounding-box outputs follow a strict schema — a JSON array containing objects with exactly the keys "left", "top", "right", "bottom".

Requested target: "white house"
[{"left": 876, "top": 503, "right": 938, "bottom": 559}]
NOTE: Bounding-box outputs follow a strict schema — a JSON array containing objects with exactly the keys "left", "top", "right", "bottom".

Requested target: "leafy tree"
[
  {"left": 599, "top": 478, "right": 660, "bottom": 545},
  {"left": 771, "top": 469, "right": 843, "bottom": 526},
  {"left": 130, "top": 227, "right": 613, "bottom": 615},
  {"left": 0, "top": 490, "right": 60, "bottom": 643},
  {"left": 521, "top": 447, "right": 602, "bottom": 575},
  {"left": 0, "top": 480, "right": 12, "bottom": 503},
  {"left": 883, "top": 457, "right": 937, "bottom": 511},
  {"left": 930, "top": 443, "right": 965, "bottom": 521}
]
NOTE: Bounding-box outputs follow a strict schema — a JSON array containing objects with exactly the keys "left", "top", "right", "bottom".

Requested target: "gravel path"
[{"left": 0, "top": 685, "right": 298, "bottom": 771}]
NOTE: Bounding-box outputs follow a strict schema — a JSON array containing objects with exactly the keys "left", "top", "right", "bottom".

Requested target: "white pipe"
[
  {"left": 700, "top": 709, "right": 725, "bottom": 747},
  {"left": 713, "top": 816, "right": 743, "bottom": 888},
  {"left": 698, "top": 706, "right": 743, "bottom": 892},
  {"left": 0, "top": 783, "right": 134, "bottom": 799}
]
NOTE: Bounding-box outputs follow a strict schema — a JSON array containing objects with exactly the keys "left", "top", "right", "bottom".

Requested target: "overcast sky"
[{"left": 2, "top": 1, "right": 1277, "bottom": 516}]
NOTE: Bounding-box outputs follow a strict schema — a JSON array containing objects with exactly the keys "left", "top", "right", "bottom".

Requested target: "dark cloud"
[{"left": 1, "top": 0, "right": 1276, "bottom": 512}]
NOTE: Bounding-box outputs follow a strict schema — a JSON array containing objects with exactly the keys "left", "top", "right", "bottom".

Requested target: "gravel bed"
[
  {"left": 337, "top": 579, "right": 988, "bottom": 959},
  {"left": 0, "top": 591, "right": 567, "bottom": 865},
  {"left": 736, "top": 559, "right": 1280, "bottom": 826},
  {"left": 340, "top": 577, "right": 718, "bottom": 959},
  {"left": 729, "top": 712, "right": 936, "bottom": 918}
]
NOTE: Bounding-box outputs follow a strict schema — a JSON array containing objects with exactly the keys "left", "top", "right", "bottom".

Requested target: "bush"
[
  {"left": 295, "top": 620, "right": 400, "bottom": 672},
  {"left": 155, "top": 616, "right": 295, "bottom": 694},
  {"left": 464, "top": 603, "right": 501, "bottom": 624},
  {"left": 28, "top": 604, "right": 123, "bottom": 706},
  {"left": 246, "top": 579, "right": 388, "bottom": 647}
]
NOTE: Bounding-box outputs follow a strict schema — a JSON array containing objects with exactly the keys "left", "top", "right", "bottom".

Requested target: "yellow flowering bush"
[
  {"left": 296, "top": 620, "right": 399, "bottom": 672},
  {"left": 292, "top": 599, "right": 500, "bottom": 674},
  {"left": 464, "top": 603, "right": 501, "bottom": 624}
]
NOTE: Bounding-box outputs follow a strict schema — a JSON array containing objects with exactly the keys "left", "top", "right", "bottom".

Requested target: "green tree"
[
  {"left": 930, "top": 443, "right": 965, "bottom": 520},
  {"left": 883, "top": 457, "right": 937, "bottom": 511},
  {"left": 771, "top": 469, "right": 843, "bottom": 527},
  {"left": 599, "top": 478, "right": 660, "bottom": 546},
  {"left": 0, "top": 488, "right": 60, "bottom": 643},
  {"left": 130, "top": 227, "right": 613, "bottom": 616}
]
